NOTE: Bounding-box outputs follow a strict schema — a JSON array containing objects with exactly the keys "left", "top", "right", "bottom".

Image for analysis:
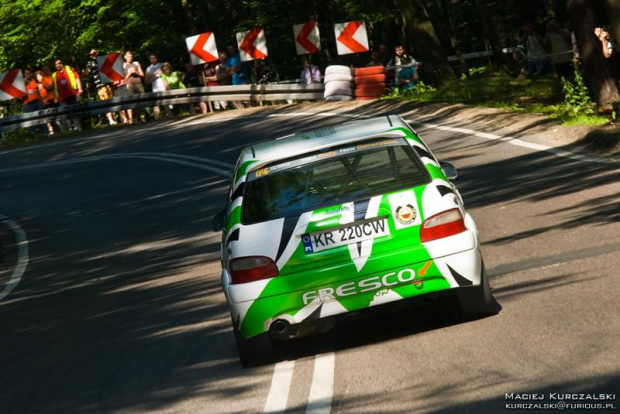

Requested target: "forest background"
[{"left": 0, "top": 0, "right": 618, "bottom": 121}]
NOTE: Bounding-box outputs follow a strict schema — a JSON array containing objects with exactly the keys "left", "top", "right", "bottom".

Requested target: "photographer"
[{"left": 594, "top": 27, "right": 615, "bottom": 58}]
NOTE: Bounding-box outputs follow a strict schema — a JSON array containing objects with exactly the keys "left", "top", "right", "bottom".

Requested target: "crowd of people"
[
  {"left": 16, "top": 44, "right": 256, "bottom": 134},
  {"left": 15, "top": 42, "right": 420, "bottom": 136},
  {"left": 15, "top": 25, "right": 614, "bottom": 137}
]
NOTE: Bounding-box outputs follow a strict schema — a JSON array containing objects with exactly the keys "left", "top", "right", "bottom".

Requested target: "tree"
[
  {"left": 396, "top": 0, "right": 456, "bottom": 84},
  {"left": 606, "top": 0, "right": 620, "bottom": 46},
  {"left": 473, "top": 0, "right": 505, "bottom": 70},
  {"left": 568, "top": 0, "right": 620, "bottom": 107}
]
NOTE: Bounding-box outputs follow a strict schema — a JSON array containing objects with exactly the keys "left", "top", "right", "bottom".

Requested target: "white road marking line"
[
  {"left": 0, "top": 153, "right": 232, "bottom": 177},
  {"left": 136, "top": 152, "right": 235, "bottom": 169},
  {"left": 263, "top": 360, "right": 296, "bottom": 414},
  {"left": 0, "top": 214, "right": 29, "bottom": 302},
  {"left": 410, "top": 120, "right": 614, "bottom": 165},
  {"left": 306, "top": 352, "right": 335, "bottom": 414},
  {"left": 1, "top": 109, "right": 613, "bottom": 166}
]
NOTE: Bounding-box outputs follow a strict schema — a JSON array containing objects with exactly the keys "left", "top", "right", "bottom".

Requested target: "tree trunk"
[
  {"left": 473, "top": 0, "right": 505, "bottom": 70},
  {"left": 606, "top": 0, "right": 620, "bottom": 44},
  {"left": 568, "top": 0, "right": 620, "bottom": 107},
  {"left": 396, "top": 0, "right": 456, "bottom": 84}
]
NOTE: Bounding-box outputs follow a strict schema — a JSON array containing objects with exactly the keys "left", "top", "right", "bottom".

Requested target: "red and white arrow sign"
[
  {"left": 186, "top": 32, "right": 219, "bottom": 65},
  {"left": 293, "top": 21, "right": 321, "bottom": 55},
  {"left": 334, "top": 21, "right": 369, "bottom": 55},
  {"left": 96, "top": 52, "right": 124, "bottom": 84},
  {"left": 236, "top": 28, "right": 268, "bottom": 62},
  {"left": 0, "top": 69, "right": 26, "bottom": 101}
]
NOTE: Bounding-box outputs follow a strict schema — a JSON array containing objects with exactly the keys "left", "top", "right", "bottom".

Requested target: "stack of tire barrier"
[
  {"left": 323, "top": 65, "right": 354, "bottom": 101},
  {"left": 354, "top": 66, "right": 386, "bottom": 100}
]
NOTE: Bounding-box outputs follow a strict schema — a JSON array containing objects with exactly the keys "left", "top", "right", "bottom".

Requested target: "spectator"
[
  {"left": 367, "top": 51, "right": 383, "bottom": 67},
  {"left": 571, "top": 30, "right": 581, "bottom": 66},
  {"left": 123, "top": 50, "right": 145, "bottom": 123},
  {"left": 160, "top": 62, "right": 187, "bottom": 115},
  {"left": 145, "top": 53, "right": 167, "bottom": 119},
  {"left": 299, "top": 57, "right": 321, "bottom": 85},
  {"left": 35, "top": 70, "right": 55, "bottom": 135},
  {"left": 226, "top": 45, "right": 250, "bottom": 85},
  {"left": 397, "top": 66, "right": 419, "bottom": 91},
  {"left": 387, "top": 45, "right": 417, "bottom": 88},
  {"left": 52, "top": 59, "right": 83, "bottom": 132},
  {"left": 185, "top": 63, "right": 209, "bottom": 114},
  {"left": 39, "top": 65, "right": 56, "bottom": 105},
  {"left": 378, "top": 44, "right": 391, "bottom": 66},
  {"left": 544, "top": 19, "right": 573, "bottom": 78},
  {"left": 594, "top": 27, "right": 615, "bottom": 58},
  {"left": 214, "top": 52, "right": 231, "bottom": 110},
  {"left": 520, "top": 22, "right": 548, "bottom": 76},
  {"left": 21, "top": 69, "right": 47, "bottom": 134},
  {"left": 216, "top": 52, "right": 231, "bottom": 85},
  {"left": 226, "top": 45, "right": 249, "bottom": 109},
  {"left": 87, "top": 49, "right": 117, "bottom": 125}
]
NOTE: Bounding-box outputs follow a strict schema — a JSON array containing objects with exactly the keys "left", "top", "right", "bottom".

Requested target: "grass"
[{"left": 384, "top": 71, "right": 613, "bottom": 127}]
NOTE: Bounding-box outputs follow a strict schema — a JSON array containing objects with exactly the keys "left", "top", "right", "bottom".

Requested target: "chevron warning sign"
[
  {"left": 96, "top": 52, "right": 124, "bottom": 84},
  {"left": 186, "top": 32, "right": 219, "bottom": 65},
  {"left": 237, "top": 28, "right": 268, "bottom": 62},
  {"left": 293, "top": 21, "right": 321, "bottom": 55},
  {"left": 0, "top": 69, "right": 26, "bottom": 101},
  {"left": 334, "top": 21, "right": 369, "bottom": 55}
]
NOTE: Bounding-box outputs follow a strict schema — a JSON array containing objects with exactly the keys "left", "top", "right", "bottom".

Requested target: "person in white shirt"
[{"left": 145, "top": 53, "right": 166, "bottom": 119}]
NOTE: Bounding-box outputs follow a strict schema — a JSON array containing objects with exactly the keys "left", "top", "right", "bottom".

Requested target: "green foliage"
[
  {"left": 560, "top": 71, "right": 595, "bottom": 116},
  {"left": 384, "top": 70, "right": 611, "bottom": 127}
]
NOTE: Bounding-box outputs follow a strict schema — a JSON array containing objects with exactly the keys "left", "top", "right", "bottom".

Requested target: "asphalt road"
[{"left": 0, "top": 102, "right": 618, "bottom": 414}]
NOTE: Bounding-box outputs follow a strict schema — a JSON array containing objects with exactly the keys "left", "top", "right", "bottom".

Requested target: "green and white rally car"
[{"left": 214, "top": 116, "right": 496, "bottom": 367}]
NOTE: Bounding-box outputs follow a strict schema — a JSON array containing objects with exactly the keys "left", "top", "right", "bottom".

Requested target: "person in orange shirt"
[
  {"left": 35, "top": 70, "right": 55, "bottom": 135},
  {"left": 22, "top": 69, "right": 47, "bottom": 134},
  {"left": 52, "top": 59, "right": 83, "bottom": 131}
]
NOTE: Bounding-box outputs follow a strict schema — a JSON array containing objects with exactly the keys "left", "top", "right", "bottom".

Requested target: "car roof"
[{"left": 243, "top": 115, "right": 412, "bottom": 170}]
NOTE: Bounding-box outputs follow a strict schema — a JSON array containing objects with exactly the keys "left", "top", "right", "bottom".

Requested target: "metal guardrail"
[{"left": 0, "top": 83, "right": 325, "bottom": 133}]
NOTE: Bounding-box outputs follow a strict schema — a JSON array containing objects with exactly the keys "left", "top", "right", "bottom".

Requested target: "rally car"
[{"left": 213, "top": 116, "right": 496, "bottom": 367}]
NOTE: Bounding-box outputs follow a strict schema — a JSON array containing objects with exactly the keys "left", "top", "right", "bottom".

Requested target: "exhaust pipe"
[{"left": 269, "top": 319, "right": 291, "bottom": 338}]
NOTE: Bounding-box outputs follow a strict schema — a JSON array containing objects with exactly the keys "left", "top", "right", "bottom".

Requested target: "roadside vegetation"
[{"left": 382, "top": 67, "right": 613, "bottom": 127}]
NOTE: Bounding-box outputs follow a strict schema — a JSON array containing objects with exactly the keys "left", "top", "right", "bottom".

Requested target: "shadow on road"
[{"left": 0, "top": 106, "right": 617, "bottom": 413}]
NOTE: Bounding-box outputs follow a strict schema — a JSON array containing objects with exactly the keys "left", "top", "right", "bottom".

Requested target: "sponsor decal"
[
  {"left": 246, "top": 138, "right": 407, "bottom": 181},
  {"left": 419, "top": 260, "right": 431, "bottom": 276},
  {"left": 395, "top": 204, "right": 416, "bottom": 225},
  {"left": 255, "top": 167, "right": 270, "bottom": 177},
  {"left": 302, "top": 268, "right": 416, "bottom": 304},
  {"left": 355, "top": 139, "right": 400, "bottom": 150},
  {"left": 388, "top": 190, "right": 421, "bottom": 229}
]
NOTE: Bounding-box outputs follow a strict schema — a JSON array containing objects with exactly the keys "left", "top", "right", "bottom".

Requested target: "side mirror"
[
  {"left": 212, "top": 208, "right": 227, "bottom": 232},
  {"left": 440, "top": 162, "right": 458, "bottom": 180}
]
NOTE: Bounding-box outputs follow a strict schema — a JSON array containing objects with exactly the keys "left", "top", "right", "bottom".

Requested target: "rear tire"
[
  {"left": 233, "top": 323, "right": 276, "bottom": 368},
  {"left": 458, "top": 264, "right": 496, "bottom": 319}
]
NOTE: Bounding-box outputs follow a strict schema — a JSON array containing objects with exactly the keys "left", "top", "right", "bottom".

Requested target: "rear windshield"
[{"left": 242, "top": 138, "right": 430, "bottom": 224}]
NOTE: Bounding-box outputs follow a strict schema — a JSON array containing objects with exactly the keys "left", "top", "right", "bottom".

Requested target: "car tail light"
[
  {"left": 420, "top": 208, "right": 467, "bottom": 243},
  {"left": 229, "top": 256, "right": 279, "bottom": 284}
]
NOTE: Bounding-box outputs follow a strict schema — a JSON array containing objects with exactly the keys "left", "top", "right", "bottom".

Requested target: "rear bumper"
[{"left": 226, "top": 245, "right": 482, "bottom": 339}]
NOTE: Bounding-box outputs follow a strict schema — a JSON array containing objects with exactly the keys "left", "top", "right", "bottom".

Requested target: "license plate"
[{"left": 301, "top": 218, "right": 389, "bottom": 253}]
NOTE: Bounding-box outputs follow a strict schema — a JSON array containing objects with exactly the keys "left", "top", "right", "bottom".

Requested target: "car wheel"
[
  {"left": 458, "top": 264, "right": 496, "bottom": 319},
  {"left": 233, "top": 322, "right": 276, "bottom": 368}
]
